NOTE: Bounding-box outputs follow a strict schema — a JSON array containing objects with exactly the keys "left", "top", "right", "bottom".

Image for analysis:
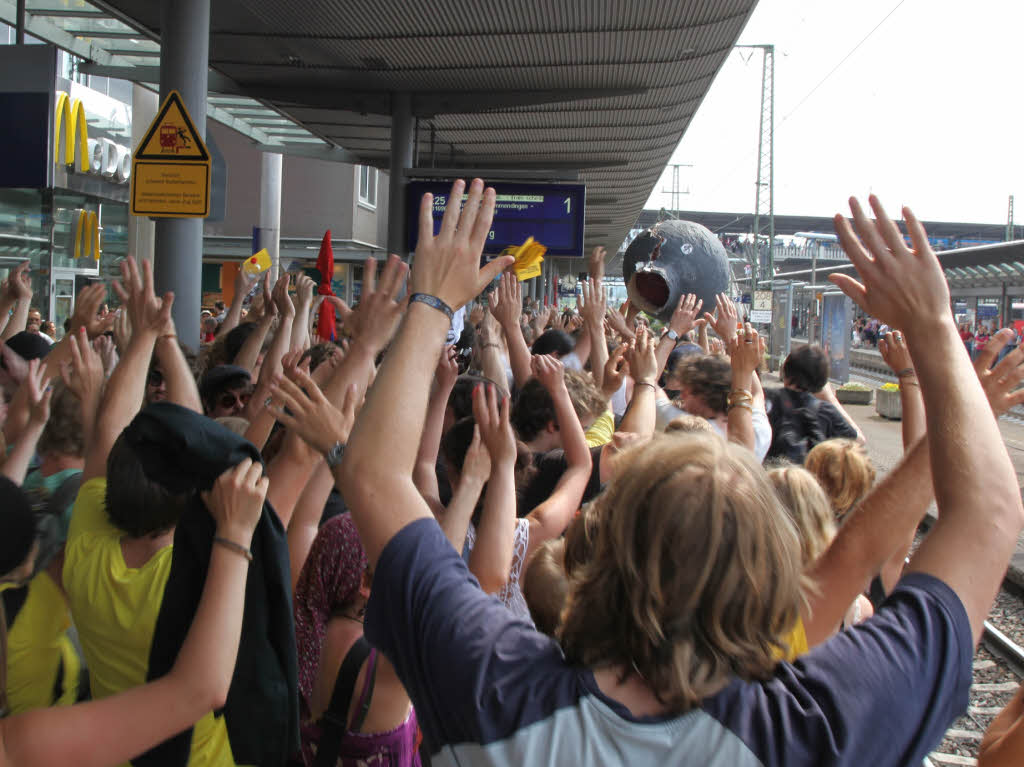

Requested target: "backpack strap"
[{"left": 312, "top": 637, "right": 373, "bottom": 767}]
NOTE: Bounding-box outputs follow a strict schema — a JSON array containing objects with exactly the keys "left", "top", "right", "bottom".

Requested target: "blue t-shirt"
[{"left": 366, "top": 518, "right": 972, "bottom": 766}]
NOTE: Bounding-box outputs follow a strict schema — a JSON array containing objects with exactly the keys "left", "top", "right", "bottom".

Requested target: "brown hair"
[
  {"left": 563, "top": 503, "right": 601, "bottom": 578},
  {"left": 804, "top": 439, "right": 875, "bottom": 521},
  {"left": 38, "top": 381, "right": 85, "bottom": 458},
  {"left": 563, "top": 369, "right": 607, "bottom": 423},
  {"left": 675, "top": 354, "right": 731, "bottom": 415},
  {"left": 558, "top": 434, "right": 804, "bottom": 712},
  {"left": 665, "top": 414, "right": 715, "bottom": 435},
  {"left": 768, "top": 466, "right": 836, "bottom": 568},
  {"left": 522, "top": 538, "right": 569, "bottom": 637}
]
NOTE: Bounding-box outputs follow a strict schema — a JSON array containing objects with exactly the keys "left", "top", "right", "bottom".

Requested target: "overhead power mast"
[{"left": 739, "top": 44, "right": 775, "bottom": 291}]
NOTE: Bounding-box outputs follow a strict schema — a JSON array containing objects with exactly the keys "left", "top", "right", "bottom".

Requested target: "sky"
[{"left": 645, "top": 0, "right": 1023, "bottom": 226}]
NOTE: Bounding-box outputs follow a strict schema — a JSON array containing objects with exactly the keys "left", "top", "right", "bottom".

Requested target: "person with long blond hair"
[{"left": 804, "top": 438, "right": 876, "bottom": 523}]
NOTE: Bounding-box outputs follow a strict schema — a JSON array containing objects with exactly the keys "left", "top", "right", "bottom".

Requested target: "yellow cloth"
[
  {"left": 4, "top": 572, "right": 80, "bottom": 714},
  {"left": 63, "top": 477, "right": 239, "bottom": 766},
  {"left": 585, "top": 410, "right": 615, "bottom": 448},
  {"left": 776, "top": 618, "right": 809, "bottom": 662}
]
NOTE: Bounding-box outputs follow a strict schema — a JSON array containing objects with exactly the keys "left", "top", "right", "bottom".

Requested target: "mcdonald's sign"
[
  {"left": 54, "top": 91, "right": 88, "bottom": 173},
  {"left": 74, "top": 210, "right": 100, "bottom": 261}
]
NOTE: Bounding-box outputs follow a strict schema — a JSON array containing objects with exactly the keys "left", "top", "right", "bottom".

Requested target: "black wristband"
[{"left": 409, "top": 293, "right": 454, "bottom": 321}]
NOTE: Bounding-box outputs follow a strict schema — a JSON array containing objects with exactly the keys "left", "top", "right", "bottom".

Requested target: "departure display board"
[{"left": 407, "top": 181, "right": 586, "bottom": 258}]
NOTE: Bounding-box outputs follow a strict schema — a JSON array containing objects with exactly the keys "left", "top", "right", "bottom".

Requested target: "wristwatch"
[
  {"left": 325, "top": 441, "right": 346, "bottom": 468},
  {"left": 662, "top": 328, "right": 679, "bottom": 342}
]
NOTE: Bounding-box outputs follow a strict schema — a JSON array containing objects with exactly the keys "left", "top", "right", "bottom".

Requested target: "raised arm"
[
  {"left": 0, "top": 262, "right": 26, "bottom": 338},
  {"left": 579, "top": 276, "right": 608, "bottom": 389},
  {"left": 59, "top": 329, "right": 105, "bottom": 451},
  {"left": 273, "top": 178, "right": 510, "bottom": 566},
  {"left": 979, "top": 683, "right": 1024, "bottom": 767},
  {"left": 726, "top": 324, "right": 762, "bottom": 453},
  {"left": 618, "top": 327, "right": 657, "bottom": 438},
  {"left": 290, "top": 273, "right": 316, "bottom": 353},
  {"left": 82, "top": 258, "right": 172, "bottom": 482},
  {"left": 476, "top": 311, "right": 511, "bottom": 399},
  {"left": 1, "top": 262, "right": 33, "bottom": 342},
  {"left": 154, "top": 332, "right": 201, "bottom": 414},
  {"left": 468, "top": 383, "right": 518, "bottom": 595},
  {"left": 655, "top": 293, "right": 702, "bottom": 379},
  {"left": 830, "top": 194, "right": 1024, "bottom": 642},
  {"left": 0, "top": 459, "right": 265, "bottom": 767},
  {"left": 217, "top": 267, "right": 257, "bottom": 338},
  {"left": 525, "top": 354, "right": 593, "bottom": 557},
  {"left": 436, "top": 426, "right": 489, "bottom": 553},
  {"left": 0, "top": 360, "right": 51, "bottom": 484},
  {"left": 232, "top": 275, "right": 276, "bottom": 372},
  {"left": 879, "top": 330, "right": 924, "bottom": 448},
  {"left": 491, "top": 273, "right": 532, "bottom": 390},
  {"left": 413, "top": 346, "right": 459, "bottom": 515}
]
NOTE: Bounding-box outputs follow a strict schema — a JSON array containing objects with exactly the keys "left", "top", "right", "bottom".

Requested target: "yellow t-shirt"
[
  {"left": 4, "top": 572, "right": 79, "bottom": 714},
  {"left": 776, "top": 618, "right": 809, "bottom": 662},
  {"left": 63, "top": 477, "right": 239, "bottom": 766},
  {"left": 585, "top": 410, "right": 615, "bottom": 448}
]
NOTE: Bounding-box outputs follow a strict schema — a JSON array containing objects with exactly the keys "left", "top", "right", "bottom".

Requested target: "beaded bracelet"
[
  {"left": 213, "top": 536, "right": 253, "bottom": 563},
  {"left": 409, "top": 293, "right": 454, "bottom": 321}
]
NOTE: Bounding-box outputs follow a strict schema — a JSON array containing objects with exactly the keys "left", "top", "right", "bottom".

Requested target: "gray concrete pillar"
[
  {"left": 387, "top": 92, "right": 413, "bottom": 257},
  {"left": 258, "top": 152, "right": 282, "bottom": 281},
  {"left": 154, "top": 0, "right": 209, "bottom": 348},
  {"left": 128, "top": 84, "right": 157, "bottom": 264}
]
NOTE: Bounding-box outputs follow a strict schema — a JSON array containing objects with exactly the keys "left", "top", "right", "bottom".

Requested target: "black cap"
[
  {"left": 199, "top": 364, "right": 251, "bottom": 404},
  {"left": 6, "top": 331, "right": 51, "bottom": 361}
]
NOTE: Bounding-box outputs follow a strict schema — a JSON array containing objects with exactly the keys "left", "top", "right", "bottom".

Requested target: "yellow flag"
[{"left": 511, "top": 237, "right": 547, "bottom": 282}]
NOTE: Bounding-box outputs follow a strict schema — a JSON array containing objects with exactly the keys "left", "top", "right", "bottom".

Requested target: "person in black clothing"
[{"left": 765, "top": 344, "right": 860, "bottom": 464}]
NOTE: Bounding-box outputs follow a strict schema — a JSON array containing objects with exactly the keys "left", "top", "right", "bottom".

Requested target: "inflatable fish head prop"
[{"left": 623, "top": 219, "right": 731, "bottom": 322}]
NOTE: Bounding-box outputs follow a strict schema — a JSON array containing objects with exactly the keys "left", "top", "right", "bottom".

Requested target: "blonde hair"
[
  {"left": 768, "top": 466, "right": 836, "bottom": 568},
  {"left": 665, "top": 414, "right": 715, "bottom": 435},
  {"left": 558, "top": 434, "right": 804, "bottom": 712},
  {"left": 522, "top": 538, "right": 569, "bottom": 637},
  {"left": 804, "top": 439, "right": 875, "bottom": 520}
]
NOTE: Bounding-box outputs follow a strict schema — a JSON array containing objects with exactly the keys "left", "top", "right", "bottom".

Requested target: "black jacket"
[{"left": 125, "top": 403, "right": 299, "bottom": 767}]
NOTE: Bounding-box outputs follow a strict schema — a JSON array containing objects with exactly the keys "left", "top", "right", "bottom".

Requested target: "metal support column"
[
  {"left": 387, "top": 92, "right": 413, "bottom": 257},
  {"left": 258, "top": 152, "right": 282, "bottom": 281},
  {"left": 154, "top": 0, "right": 209, "bottom": 347},
  {"left": 15, "top": 0, "right": 25, "bottom": 44}
]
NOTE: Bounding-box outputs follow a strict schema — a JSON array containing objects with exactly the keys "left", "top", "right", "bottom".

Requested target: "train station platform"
[{"left": 762, "top": 373, "right": 1024, "bottom": 588}]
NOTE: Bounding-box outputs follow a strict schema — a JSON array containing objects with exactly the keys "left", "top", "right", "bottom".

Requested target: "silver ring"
[{"left": 264, "top": 396, "right": 273, "bottom": 408}]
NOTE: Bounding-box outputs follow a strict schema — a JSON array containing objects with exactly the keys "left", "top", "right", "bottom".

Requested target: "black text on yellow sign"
[{"left": 130, "top": 90, "right": 211, "bottom": 218}]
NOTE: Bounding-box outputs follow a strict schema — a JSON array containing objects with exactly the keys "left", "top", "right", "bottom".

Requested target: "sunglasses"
[{"left": 219, "top": 390, "right": 252, "bottom": 411}]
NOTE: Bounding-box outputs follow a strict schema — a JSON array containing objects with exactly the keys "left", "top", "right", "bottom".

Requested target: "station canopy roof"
[{"left": 6, "top": 0, "right": 760, "bottom": 255}]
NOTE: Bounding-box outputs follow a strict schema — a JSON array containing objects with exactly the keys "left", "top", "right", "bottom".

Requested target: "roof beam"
[{"left": 78, "top": 62, "right": 242, "bottom": 94}]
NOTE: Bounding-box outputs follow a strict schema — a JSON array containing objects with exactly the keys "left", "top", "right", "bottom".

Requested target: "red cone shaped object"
[{"left": 316, "top": 230, "right": 337, "bottom": 341}]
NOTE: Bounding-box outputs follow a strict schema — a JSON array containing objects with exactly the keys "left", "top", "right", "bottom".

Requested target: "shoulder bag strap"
[{"left": 312, "top": 637, "right": 373, "bottom": 767}]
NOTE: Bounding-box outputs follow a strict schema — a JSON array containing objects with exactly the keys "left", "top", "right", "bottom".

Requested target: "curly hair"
[
  {"left": 37, "top": 381, "right": 85, "bottom": 458},
  {"left": 804, "top": 438, "right": 876, "bottom": 521},
  {"left": 559, "top": 434, "right": 804, "bottom": 712},
  {"left": 675, "top": 354, "right": 731, "bottom": 415}
]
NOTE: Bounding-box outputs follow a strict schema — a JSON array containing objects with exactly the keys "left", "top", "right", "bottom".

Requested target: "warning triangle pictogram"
[{"left": 134, "top": 90, "right": 210, "bottom": 162}]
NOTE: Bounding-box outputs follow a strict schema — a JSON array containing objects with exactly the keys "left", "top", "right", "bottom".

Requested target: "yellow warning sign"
[{"left": 130, "top": 90, "right": 211, "bottom": 217}]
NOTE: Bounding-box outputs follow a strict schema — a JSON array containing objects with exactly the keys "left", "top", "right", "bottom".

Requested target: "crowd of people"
[{"left": 0, "top": 182, "right": 1023, "bottom": 766}]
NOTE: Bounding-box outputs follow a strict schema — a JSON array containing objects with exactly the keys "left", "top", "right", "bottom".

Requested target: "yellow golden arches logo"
[
  {"left": 74, "top": 210, "right": 100, "bottom": 261},
  {"left": 55, "top": 92, "right": 88, "bottom": 172}
]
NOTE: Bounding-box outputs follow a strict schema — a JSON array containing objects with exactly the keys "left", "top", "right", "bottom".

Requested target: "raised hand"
[
  {"left": 201, "top": 459, "right": 268, "bottom": 546},
  {"left": 323, "top": 296, "right": 353, "bottom": 328},
  {"left": 92, "top": 334, "right": 119, "bottom": 377},
  {"left": 551, "top": 311, "right": 566, "bottom": 331},
  {"left": 268, "top": 366, "right": 360, "bottom": 454},
  {"left": 271, "top": 273, "right": 295, "bottom": 318},
  {"left": 704, "top": 293, "right": 738, "bottom": 344},
  {"left": 602, "top": 344, "right": 629, "bottom": 398},
  {"left": 411, "top": 178, "right": 512, "bottom": 311},
  {"left": 461, "top": 425, "right": 492, "bottom": 486},
  {"left": 491, "top": 272, "right": 522, "bottom": 330},
  {"left": 0, "top": 345, "right": 28, "bottom": 389},
  {"left": 25, "top": 358, "right": 52, "bottom": 428},
  {"left": 728, "top": 323, "right": 763, "bottom": 376},
  {"left": 974, "top": 329, "right": 1024, "bottom": 415},
  {"left": 70, "top": 283, "right": 115, "bottom": 339},
  {"left": 435, "top": 344, "right": 459, "bottom": 393},
  {"left": 345, "top": 255, "right": 409, "bottom": 354},
  {"left": 669, "top": 293, "right": 703, "bottom": 337},
  {"left": 295, "top": 273, "right": 316, "bottom": 306},
  {"left": 233, "top": 265, "right": 258, "bottom": 304},
  {"left": 61, "top": 327, "right": 106, "bottom": 403},
  {"left": 531, "top": 353, "right": 565, "bottom": 393},
  {"left": 113, "top": 308, "right": 132, "bottom": 353},
  {"left": 578, "top": 277, "right": 606, "bottom": 329},
  {"left": 879, "top": 330, "right": 913, "bottom": 377},
  {"left": 605, "top": 303, "right": 635, "bottom": 340},
  {"left": 3, "top": 261, "right": 32, "bottom": 303},
  {"left": 830, "top": 195, "right": 950, "bottom": 333},
  {"left": 588, "top": 245, "right": 606, "bottom": 281},
  {"left": 473, "top": 382, "right": 516, "bottom": 466},
  {"left": 468, "top": 304, "right": 485, "bottom": 329},
  {"left": 625, "top": 326, "right": 657, "bottom": 384},
  {"left": 111, "top": 257, "right": 174, "bottom": 339}
]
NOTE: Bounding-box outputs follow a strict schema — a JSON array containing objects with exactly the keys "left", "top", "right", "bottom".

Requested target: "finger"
[
  {"left": 867, "top": 195, "right": 909, "bottom": 258},
  {"left": 487, "top": 382, "right": 499, "bottom": 426},
  {"left": 268, "top": 379, "right": 304, "bottom": 415},
  {"left": 499, "top": 389, "right": 511, "bottom": 425},
  {"left": 159, "top": 292, "right": 175, "bottom": 322},
  {"left": 694, "top": 298, "right": 703, "bottom": 316},
  {"left": 243, "top": 458, "right": 264, "bottom": 491},
  {"left": 833, "top": 213, "right": 875, "bottom": 277},
  {"left": 439, "top": 179, "right": 466, "bottom": 240},
  {"left": 471, "top": 382, "right": 487, "bottom": 425},
  {"left": 379, "top": 254, "right": 406, "bottom": 299},
  {"left": 479, "top": 256, "right": 515, "bottom": 290},
  {"left": 827, "top": 274, "right": 869, "bottom": 312},
  {"left": 903, "top": 205, "right": 932, "bottom": 260},
  {"left": 878, "top": 337, "right": 889, "bottom": 360},
  {"left": 363, "top": 257, "right": 377, "bottom": 295},
  {"left": 141, "top": 258, "right": 155, "bottom": 299},
  {"left": 469, "top": 186, "right": 497, "bottom": 254},
  {"left": 848, "top": 197, "right": 895, "bottom": 267},
  {"left": 983, "top": 329, "right": 1018, "bottom": 375},
  {"left": 341, "top": 381, "right": 359, "bottom": 416},
  {"left": 419, "top": 191, "right": 437, "bottom": 248},
  {"left": 457, "top": 178, "right": 485, "bottom": 244}
]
